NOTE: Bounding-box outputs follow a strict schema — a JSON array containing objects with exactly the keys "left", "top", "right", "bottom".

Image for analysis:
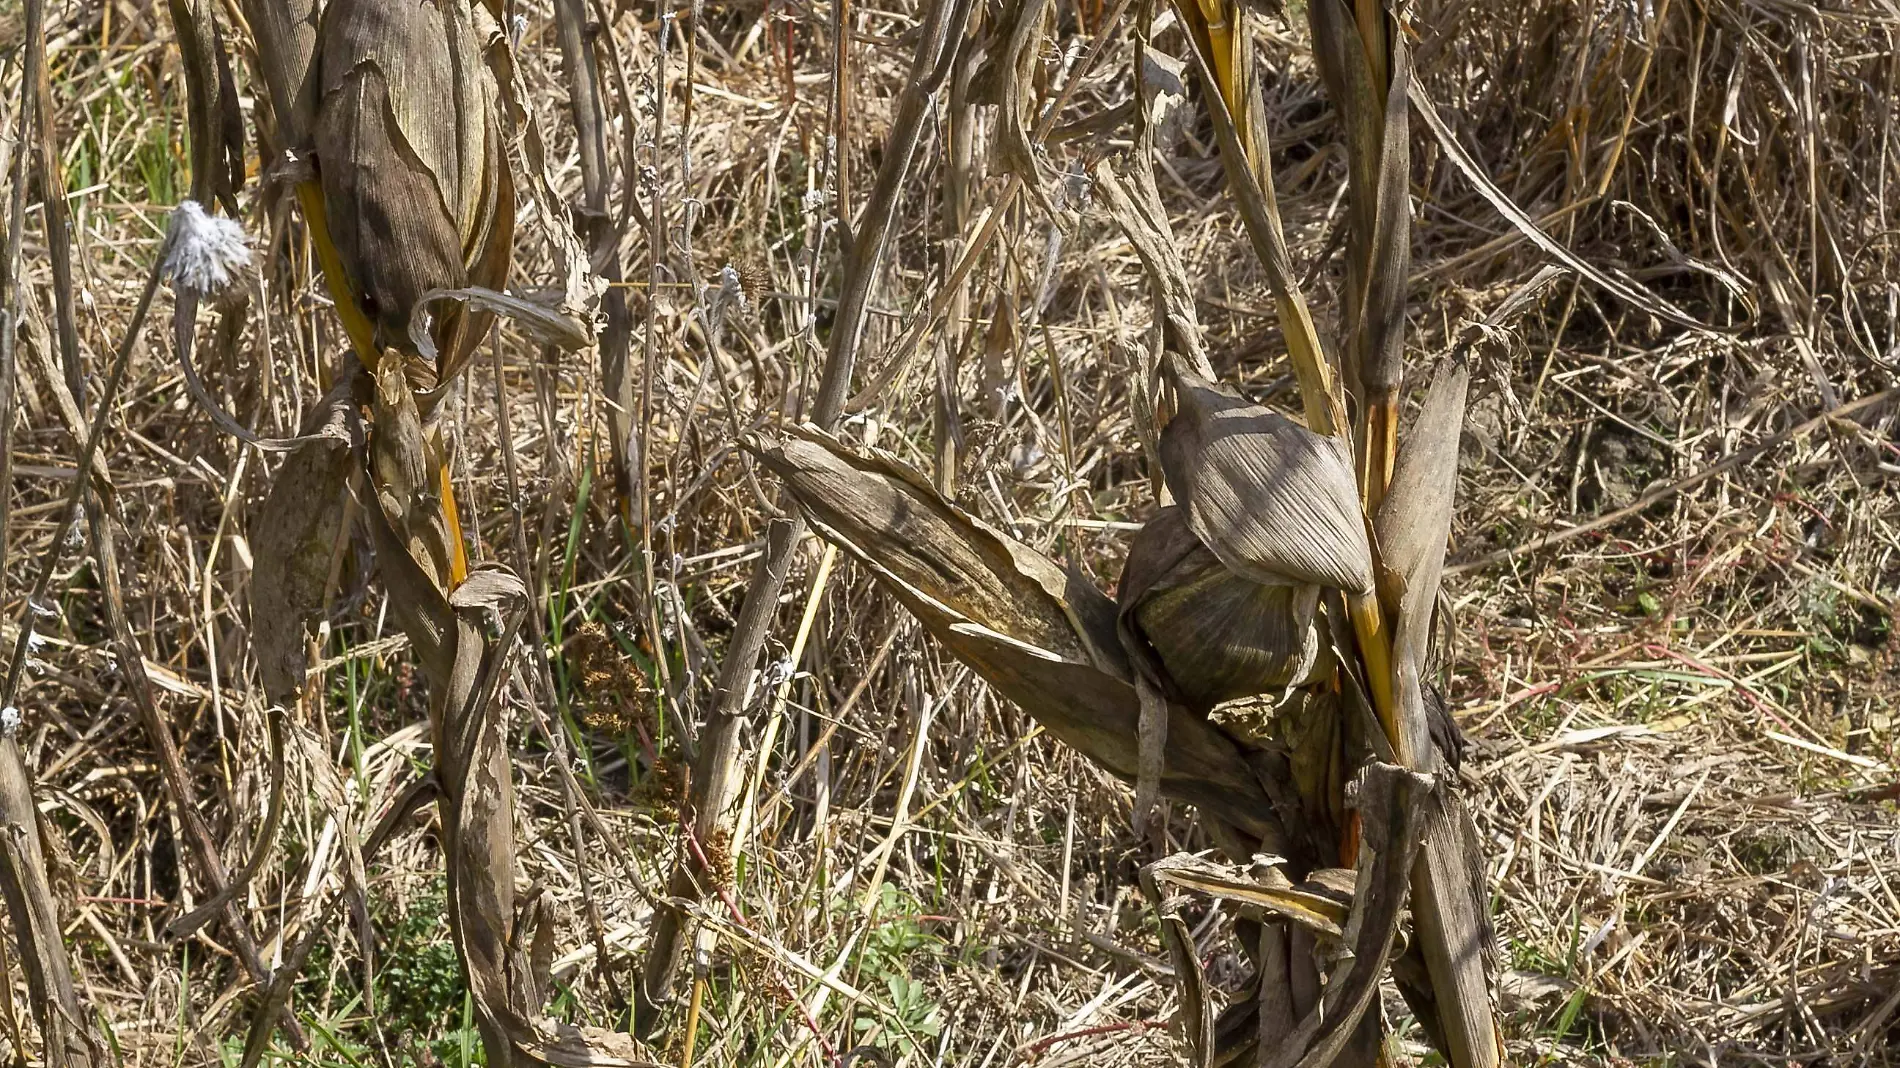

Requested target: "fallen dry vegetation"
[{"left": 0, "top": 0, "right": 1895, "bottom": 1063}]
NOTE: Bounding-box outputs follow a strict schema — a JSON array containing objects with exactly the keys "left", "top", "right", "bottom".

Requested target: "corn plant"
[
  {"left": 754, "top": 1, "right": 1525, "bottom": 1063},
  {"left": 233, "top": 0, "right": 640, "bottom": 1063}
]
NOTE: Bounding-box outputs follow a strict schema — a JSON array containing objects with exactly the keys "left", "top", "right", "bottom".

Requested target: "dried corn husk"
[
  {"left": 752, "top": 426, "right": 1289, "bottom": 848},
  {"left": 314, "top": 0, "right": 513, "bottom": 387},
  {"left": 1159, "top": 362, "right": 1373, "bottom": 595},
  {"left": 1375, "top": 355, "right": 1470, "bottom": 765},
  {"left": 1118, "top": 506, "right": 1332, "bottom": 713}
]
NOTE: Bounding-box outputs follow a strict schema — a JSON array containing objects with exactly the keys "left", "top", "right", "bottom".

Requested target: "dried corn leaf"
[
  {"left": 250, "top": 380, "right": 359, "bottom": 703},
  {"left": 1095, "top": 153, "right": 1214, "bottom": 377},
  {"left": 1265, "top": 761, "right": 1429, "bottom": 1068},
  {"left": 1404, "top": 790, "right": 1501, "bottom": 1068},
  {"left": 1375, "top": 356, "right": 1469, "bottom": 767},
  {"left": 993, "top": 0, "right": 1056, "bottom": 218},
  {"left": 408, "top": 284, "right": 592, "bottom": 394},
  {"left": 168, "top": 0, "right": 244, "bottom": 208},
  {"left": 368, "top": 357, "right": 457, "bottom": 591},
  {"left": 753, "top": 427, "right": 1288, "bottom": 845},
  {"left": 1308, "top": 0, "right": 1410, "bottom": 403},
  {"left": 1160, "top": 363, "right": 1373, "bottom": 594},
  {"left": 755, "top": 425, "right": 1100, "bottom": 664},
  {"left": 364, "top": 508, "right": 650, "bottom": 1067},
  {"left": 1144, "top": 854, "right": 1348, "bottom": 939}
]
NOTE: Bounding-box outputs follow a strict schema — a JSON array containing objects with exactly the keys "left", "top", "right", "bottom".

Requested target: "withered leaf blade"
[
  {"left": 250, "top": 380, "right": 359, "bottom": 703},
  {"left": 752, "top": 425, "right": 1101, "bottom": 665},
  {"left": 752, "top": 427, "right": 1288, "bottom": 845},
  {"left": 1376, "top": 357, "right": 1471, "bottom": 770},
  {"left": 1160, "top": 363, "right": 1374, "bottom": 595},
  {"left": 1376, "top": 357, "right": 1470, "bottom": 675},
  {"left": 1144, "top": 854, "right": 1348, "bottom": 939},
  {"left": 1308, "top": 0, "right": 1411, "bottom": 403}
]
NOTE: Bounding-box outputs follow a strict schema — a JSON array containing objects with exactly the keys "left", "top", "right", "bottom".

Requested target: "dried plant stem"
[
  {"left": 0, "top": 64, "right": 92, "bottom": 1042},
  {"left": 26, "top": 224, "right": 309, "bottom": 1053},
  {"left": 635, "top": 0, "right": 975, "bottom": 1026},
  {"left": 553, "top": 0, "right": 636, "bottom": 523},
  {"left": 843, "top": 0, "right": 1133, "bottom": 412}
]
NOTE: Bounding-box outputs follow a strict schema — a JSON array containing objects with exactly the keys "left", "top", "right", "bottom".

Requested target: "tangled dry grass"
[{"left": 0, "top": 0, "right": 1896, "bottom": 1063}]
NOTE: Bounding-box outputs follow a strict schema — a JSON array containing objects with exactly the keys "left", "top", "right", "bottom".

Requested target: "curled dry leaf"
[
  {"left": 369, "top": 356, "right": 458, "bottom": 592},
  {"left": 750, "top": 425, "right": 1289, "bottom": 846},
  {"left": 249, "top": 380, "right": 359, "bottom": 704},
  {"left": 1159, "top": 361, "right": 1374, "bottom": 595}
]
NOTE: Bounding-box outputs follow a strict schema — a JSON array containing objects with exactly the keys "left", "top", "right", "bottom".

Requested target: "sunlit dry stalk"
[
  {"left": 233, "top": 0, "right": 646, "bottom": 1063},
  {"left": 552, "top": 0, "right": 635, "bottom": 527},
  {"left": 635, "top": 0, "right": 978, "bottom": 1028}
]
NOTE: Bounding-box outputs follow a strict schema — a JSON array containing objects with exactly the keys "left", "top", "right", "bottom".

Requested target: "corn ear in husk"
[
  {"left": 1118, "top": 506, "right": 1333, "bottom": 714},
  {"left": 314, "top": 0, "right": 514, "bottom": 388}
]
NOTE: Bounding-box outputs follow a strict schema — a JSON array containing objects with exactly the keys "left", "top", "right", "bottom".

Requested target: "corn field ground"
[{"left": 0, "top": 0, "right": 1896, "bottom": 1063}]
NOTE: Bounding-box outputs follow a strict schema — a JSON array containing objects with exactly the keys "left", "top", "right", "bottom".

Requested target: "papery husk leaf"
[
  {"left": 250, "top": 378, "right": 359, "bottom": 703},
  {"left": 1119, "top": 506, "right": 1332, "bottom": 712},
  {"left": 1376, "top": 357, "right": 1468, "bottom": 672},
  {"left": 752, "top": 426, "right": 1288, "bottom": 847},
  {"left": 1160, "top": 363, "right": 1373, "bottom": 594}
]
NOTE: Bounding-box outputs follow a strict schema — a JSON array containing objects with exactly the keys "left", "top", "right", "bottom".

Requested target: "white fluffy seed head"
[
  {"left": 0, "top": 707, "right": 20, "bottom": 738},
  {"left": 165, "top": 200, "right": 252, "bottom": 296}
]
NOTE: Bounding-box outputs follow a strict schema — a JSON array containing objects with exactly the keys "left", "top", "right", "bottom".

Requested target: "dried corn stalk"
[
  {"left": 1110, "top": 0, "right": 1510, "bottom": 1060},
  {"left": 239, "top": 0, "right": 643, "bottom": 1063},
  {"left": 753, "top": 418, "right": 1469, "bottom": 1061}
]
